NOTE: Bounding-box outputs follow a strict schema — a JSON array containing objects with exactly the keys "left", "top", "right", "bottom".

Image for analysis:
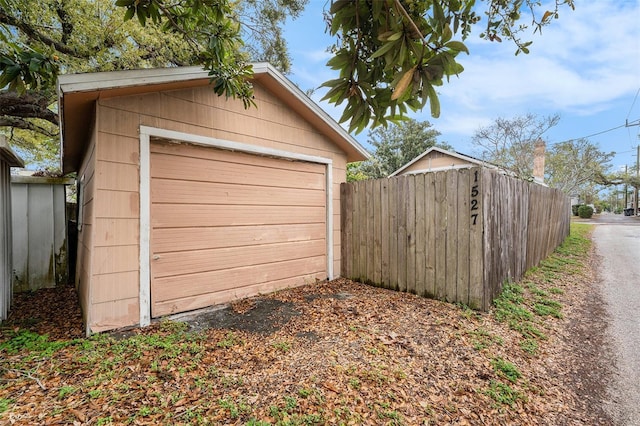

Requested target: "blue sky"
[{"left": 283, "top": 0, "right": 640, "bottom": 172}]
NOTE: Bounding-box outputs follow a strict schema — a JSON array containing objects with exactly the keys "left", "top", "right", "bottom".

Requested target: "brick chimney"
[{"left": 533, "top": 139, "right": 545, "bottom": 184}]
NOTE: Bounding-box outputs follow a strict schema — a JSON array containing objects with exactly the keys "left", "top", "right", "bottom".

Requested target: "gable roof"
[
  {"left": 388, "top": 146, "right": 499, "bottom": 177},
  {"left": 57, "top": 63, "right": 369, "bottom": 173}
]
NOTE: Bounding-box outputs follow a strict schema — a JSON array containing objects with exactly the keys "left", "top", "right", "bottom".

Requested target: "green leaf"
[
  {"left": 444, "top": 41, "right": 469, "bottom": 54},
  {"left": 369, "top": 40, "right": 398, "bottom": 60},
  {"left": 123, "top": 7, "right": 135, "bottom": 21},
  {"left": 427, "top": 83, "right": 440, "bottom": 118}
]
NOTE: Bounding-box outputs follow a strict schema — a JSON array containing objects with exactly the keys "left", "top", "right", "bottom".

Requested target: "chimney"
[{"left": 533, "top": 139, "right": 545, "bottom": 184}]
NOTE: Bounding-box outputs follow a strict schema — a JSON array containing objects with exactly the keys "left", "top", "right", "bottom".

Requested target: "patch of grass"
[
  {"left": 218, "top": 397, "right": 251, "bottom": 419},
  {"left": 58, "top": 385, "right": 77, "bottom": 399},
  {"left": 0, "top": 330, "right": 71, "bottom": 357},
  {"left": 520, "top": 338, "right": 539, "bottom": 356},
  {"left": 491, "top": 357, "right": 521, "bottom": 383},
  {"left": 484, "top": 380, "right": 525, "bottom": 407},
  {"left": 217, "top": 332, "right": 242, "bottom": 348},
  {"left": 272, "top": 341, "right": 291, "bottom": 353},
  {"left": 469, "top": 328, "right": 503, "bottom": 350},
  {"left": 534, "top": 298, "right": 563, "bottom": 319},
  {"left": 549, "top": 287, "right": 564, "bottom": 295},
  {"left": 0, "top": 398, "right": 13, "bottom": 414}
]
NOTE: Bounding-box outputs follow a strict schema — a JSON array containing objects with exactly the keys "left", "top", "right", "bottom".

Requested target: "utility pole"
[
  {"left": 626, "top": 120, "right": 640, "bottom": 216},
  {"left": 636, "top": 145, "right": 639, "bottom": 216},
  {"left": 625, "top": 165, "right": 628, "bottom": 211}
]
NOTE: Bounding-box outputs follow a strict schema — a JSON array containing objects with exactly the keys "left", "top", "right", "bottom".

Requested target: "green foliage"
[
  {"left": 571, "top": 204, "right": 581, "bottom": 216},
  {"left": 217, "top": 331, "right": 242, "bottom": 348},
  {"left": 546, "top": 139, "right": 614, "bottom": 195},
  {"left": 0, "top": 329, "right": 71, "bottom": 356},
  {"left": 484, "top": 380, "right": 525, "bottom": 407},
  {"left": 577, "top": 205, "right": 594, "bottom": 218},
  {"left": 324, "top": 1, "right": 573, "bottom": 133},
  {"left": 0, "top": 0, "right": 304, "bottom": 167},
  {"left": 491, "top": 357, "right": 521, "bottom": 383},
  {"left": 0, "top": 398, "right": 13, "bottom": 414},
  {"left": 520, "top": 338, "right": 538, "bottom": 356},
  {"left": 351, "top": 119, "right": 449, "bottom": 179}
]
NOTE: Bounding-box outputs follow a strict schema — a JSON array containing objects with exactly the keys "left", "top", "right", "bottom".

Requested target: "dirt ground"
[{"left": 1, "top": 241, "right": 613, "bottom": 425}]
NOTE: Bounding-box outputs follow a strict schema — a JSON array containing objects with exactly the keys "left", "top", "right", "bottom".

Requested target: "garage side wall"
[
  {"left": 76, "top": 123, "right": 97, "bottom": 331},
  {"left": 86, "top": 84, "right": 348, "bottom": 332}
]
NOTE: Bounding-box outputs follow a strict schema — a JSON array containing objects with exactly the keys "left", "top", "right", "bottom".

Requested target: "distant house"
[
  {"left": 57, "top": 64, "right": 369, "bottom": 334},
  {"left": 389, "top": 147, "right": 501, "bottom": 177}
]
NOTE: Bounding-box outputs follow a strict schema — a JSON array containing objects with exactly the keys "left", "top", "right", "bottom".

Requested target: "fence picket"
[{"left": 339, "top": 167, "right": 570, "bottom": 310}]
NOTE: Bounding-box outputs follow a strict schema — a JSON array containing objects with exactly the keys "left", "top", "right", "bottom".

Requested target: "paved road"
[{"left": 590, "top": 213, "right": 640, "bottom": 425}]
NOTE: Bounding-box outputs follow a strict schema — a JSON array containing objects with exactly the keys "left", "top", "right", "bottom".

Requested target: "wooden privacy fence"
[{"left": 340, "top": 167, "right": 571, "bottom": 310}]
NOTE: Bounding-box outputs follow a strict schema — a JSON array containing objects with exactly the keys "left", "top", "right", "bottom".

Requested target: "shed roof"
[
  {"left": 57, "top": 63, "right": 369, "bottom": 174},
  {"left": 388, "top": 146, "right": 499, "bottom": 177},
  {"left": 0, "top": 135, "right": 25, "bottom": 168}
]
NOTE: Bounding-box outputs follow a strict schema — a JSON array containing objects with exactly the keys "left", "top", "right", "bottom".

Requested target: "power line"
[{"left": 550, "top": 122, "right": 629, "bottom": 145}]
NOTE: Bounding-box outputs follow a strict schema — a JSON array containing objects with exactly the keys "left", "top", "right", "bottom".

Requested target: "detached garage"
[{"left": 58, "top": 63, "right": 368, "bottom": 334}]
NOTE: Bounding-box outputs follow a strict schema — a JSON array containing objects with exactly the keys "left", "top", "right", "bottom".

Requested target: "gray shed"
[
  {"left": 11, "top": 175, "right": 74, "bottom": 292},
  {"left": 0, "top": 135, "right": 25, "bottom": 321}
]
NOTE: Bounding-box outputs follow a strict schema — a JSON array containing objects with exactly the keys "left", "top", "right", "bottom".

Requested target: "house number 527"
[{"left": 470, "top": 170, "right": 479, "bottom": 225}]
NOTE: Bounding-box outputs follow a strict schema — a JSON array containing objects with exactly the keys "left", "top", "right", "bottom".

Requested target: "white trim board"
[{"left": 138, "top": 126, "right": 333, "bottom": 327}]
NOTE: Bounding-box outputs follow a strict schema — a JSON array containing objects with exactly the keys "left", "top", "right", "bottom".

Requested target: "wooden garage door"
[{"left": 150, "top": 140, "right": 327, "bottom": 317}]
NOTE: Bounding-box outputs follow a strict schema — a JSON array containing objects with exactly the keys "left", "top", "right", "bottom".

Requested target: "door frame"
[{"left": 138, "top": 126, "right": 333, "bottom": 327}]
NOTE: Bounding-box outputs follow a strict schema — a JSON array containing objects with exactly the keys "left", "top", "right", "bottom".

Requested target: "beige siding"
[
  {"left": 84, "top": 82, "right": 347, "bottom": 331},
  {"left": 403, "top": 152, "right": 472, "bottom": 174},
  {"left": 150, "top": 140, "right": 326, "bottom": 317},
  {"left": 76, "top": 123, "right": 97, "bottom": 331}
]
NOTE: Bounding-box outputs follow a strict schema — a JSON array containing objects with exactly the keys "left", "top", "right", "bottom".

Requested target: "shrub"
[
  {"left": 571, "top": 204, "right": 581, "bottom": 216},
  {"left": 577, "top": 205, "right": 593, "bottom": 218}
]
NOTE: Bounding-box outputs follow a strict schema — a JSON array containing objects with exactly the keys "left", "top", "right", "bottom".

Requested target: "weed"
[
  {"left": 534, "top": 299, "right": 563, "bottom": 319},
  {"left": 217, "top": 332, "right": 242, "bottom": 348},
  {"left": 221, "top": 374, "right": 244, "bottom": 387},
  {"left": 246, "top": 419, "right": 270, "bottom": 426},
  {"left": 0, "top": 398, "right": 13, "bottom": 414},
  {"left": 520, "top": 338, "right": 539, "bottom": 356},
  {"left": 218, "top": 398, "right": 250, "bottom": 419},
  {"left": 138, "top": 406, "right": 152, "bottom": 417},
  {"left": 87, "top": 389, "right": 102, "bottom": 399},
  {"left": 349, "top": 378, "right": 361, "bottom": 390},
  {"left": 58, "top": 385, "right": 77, "bottom": 399},
  {"left": 469, "top": 328, "right": 503, "bottom": 350},
  {"left": 272, "top": 341, "right": 291, "bottom": 353},
  {"left": 96, "top": 416, "right": 113, "bottom": 425},
  {"left": 0, "top": 330, "right": 70, "bottom": 357},
  {"left": 484, "top": 380, "right": 525, "bottom": 407},
  {"left": 298, "top": 388, "right": 312, "bottom": 398},
  {"left": 491, "top": 357, "right": 521, "bottom": 383},
  {"left": 284, "top": 395, "right": 298, "bottom": 411},
  {"left": 158, "top": 319, "right": 189, "bottom": 334}
]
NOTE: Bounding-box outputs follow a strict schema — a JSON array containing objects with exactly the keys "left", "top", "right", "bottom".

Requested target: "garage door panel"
[
  {"left": 152, "top": 239, "right": 326, "bottom": 279},
  {"left": 152, "top": 205, "right": 326, "bottom": 228},
  {"left": 152, "top": 223, "right": 326, "bottom": 253},
  {"left": 151, "top": 154, "right": 325, "bottom": 190},
  {"left": 153, "top": 271, "right": 327, "bottom": 317},
  {"left": 152, "top": 178, "right": 325, "bottom": 206},
  {"left": 152, "top": 255, "right": 326, "bottom": 306},
  {"left": 150, "top": 141, "right": 324, "bottom": 174},
  {"left": 150, "top": 140, "right": 328, "bottom": 318}
]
